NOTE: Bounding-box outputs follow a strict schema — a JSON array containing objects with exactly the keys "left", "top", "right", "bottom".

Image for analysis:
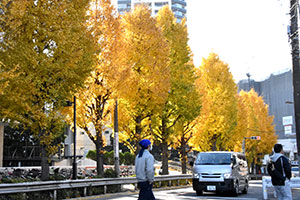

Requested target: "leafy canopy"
[
  {"left": 192, "top": 53, "right": 238, "bottom": 151},
  {"left": 117, "top": 5, "right": 170, "bottom": 152},
  {"left": 0, "top": 0, "right": 95, "bottom": 155}
]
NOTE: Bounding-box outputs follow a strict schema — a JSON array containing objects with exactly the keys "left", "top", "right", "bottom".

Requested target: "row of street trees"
[
  {"left": 0, "top": 0, "right": 276, "bottom": 180},
  {"left": 192, "top": 54, "right": 277, "bottom": 172}
]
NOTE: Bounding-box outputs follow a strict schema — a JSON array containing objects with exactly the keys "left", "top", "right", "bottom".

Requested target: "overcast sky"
[{"left": 186, "top": 0, "right": 292, "bottom": 82}]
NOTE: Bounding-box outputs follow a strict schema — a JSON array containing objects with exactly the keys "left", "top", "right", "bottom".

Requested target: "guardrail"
[
  {"left": 262, "top": 176, "right": 300, "bottom": 199},
  {"left": 0, "top": 174, "right": 192, "bottom": 200}
]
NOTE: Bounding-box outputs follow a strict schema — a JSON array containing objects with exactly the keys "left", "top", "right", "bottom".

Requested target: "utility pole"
[
  {"left": 290, "top": 0, "right": 300, "bottom": 169},
  {"left": 65, "top": 97, "right": 77, "bottom": 179},
  {"left": 114, "top": 99, "right": 120, "bottom": 177}
]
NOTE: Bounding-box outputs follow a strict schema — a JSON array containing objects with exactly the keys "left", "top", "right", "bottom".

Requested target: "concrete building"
[
  {"left": 238, "top": 69, "right": 297, "bottom": 161},
  {"left": 112, "top": 0, "right": 187, "bottom": 21},
  {"left": 55, "top": 126, "right": 113, "bottom": 167}
]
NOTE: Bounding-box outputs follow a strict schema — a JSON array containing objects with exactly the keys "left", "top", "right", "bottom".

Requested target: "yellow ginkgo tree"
[
  {"left": 171, "top": 81, "right": 201, "bottom": 173},
  {"left": 153, "top": 6, "right": 200, "bottom": 174},
  {"left": 238, "top": 89, "right": 277, "bottom": 172},
  {"left": 192, "top": 53, "right": 238, "bottom": 151},
  {"left": 0, "top": 0, "right": 94, "bottom": 180},
  {"left": 117, "top": 5, "right": 170, "bottom": 154},
  {"left": 63, "top": 0, "right": 125, "bottom": 176}
]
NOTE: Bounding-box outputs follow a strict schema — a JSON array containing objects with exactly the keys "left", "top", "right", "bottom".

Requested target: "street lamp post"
[
  {"left": 72, "top": 96, "right": 77, "bottom": 180},
  {"left": 66, "top": 96, "right": 77, "bottom": 179}
]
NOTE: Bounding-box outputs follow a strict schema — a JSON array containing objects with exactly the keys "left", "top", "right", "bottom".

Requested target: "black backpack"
[{"left": 267, "top": 158, "right": 286, "bottom": 183}]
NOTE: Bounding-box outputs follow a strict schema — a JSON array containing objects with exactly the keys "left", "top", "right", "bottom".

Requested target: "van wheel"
[
  {"left": 242, "top": 183, "right": 248, "bottom": 194},
  {"left": 232, "top": 182, "right": 239, "bottom": 196},
  {"left": 196, "top": 190, "right": 203, "bottom": 196}
]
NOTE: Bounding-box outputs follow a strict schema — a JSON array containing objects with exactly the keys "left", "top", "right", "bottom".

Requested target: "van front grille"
[
  {"left": 201, "top": 173, "right": 222, "bottom": 179},
  {"left": 201, "top": 173, "right": 221, "bottom": 175},
  {"left": 202, "top": 175, "right": 221, "bottom": 178}
]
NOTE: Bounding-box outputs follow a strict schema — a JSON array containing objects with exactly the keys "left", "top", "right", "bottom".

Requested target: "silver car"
[{"left": 192, "top": 151, "right": 249, "bottom": 196}]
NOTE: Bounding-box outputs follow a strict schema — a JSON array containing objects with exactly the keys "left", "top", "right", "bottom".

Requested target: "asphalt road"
[{"left": 68, "top": 180, "right": 300, "bottom": 200}]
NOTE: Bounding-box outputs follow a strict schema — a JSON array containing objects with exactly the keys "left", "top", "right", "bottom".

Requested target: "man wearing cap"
[{"left": 135, "top": 139, "right": 155, "bottom": 200}]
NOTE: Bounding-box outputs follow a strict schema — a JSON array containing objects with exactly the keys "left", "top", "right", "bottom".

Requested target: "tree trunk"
[
  {"left": 136, "top": 140, "right": 141, "bottom": 155},
  {"left": 161, "top": 142, "right": 169, "bottom": 175},
  {"left": 211, "top": 134, "right": 217, "bottom": 151},
  {"left": 135, "top": 115, "right": 142, "bottom": 155},
  {"left": 41, "top": 145, "right": 50, "bottom": 181},
  {"left": 95, "top": 128, "right": 104, "bottom": 177},
  {"left": 96, "top": 143, "right": 104, "bottom": 177},
  {"left": 251, "top": 162, "right": 256, "bottom": 174},
  {"left": 180, "top": 139, "right": 187, "bottom": 174}
]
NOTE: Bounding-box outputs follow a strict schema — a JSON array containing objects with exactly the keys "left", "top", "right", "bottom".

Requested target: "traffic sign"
[{"left": 250, "top": 136, "right": 261, "bottom": 140}]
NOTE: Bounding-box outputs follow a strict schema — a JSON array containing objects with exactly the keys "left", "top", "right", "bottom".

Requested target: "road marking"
[{"left": 192, "top": 197, "right": 258, "bottom": 200}]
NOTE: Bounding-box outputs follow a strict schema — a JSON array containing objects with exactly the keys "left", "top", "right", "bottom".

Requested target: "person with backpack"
[
  {"left": 135, "top": 139, "right": 156, "bottom": 200},
  {"left": 267, "top": 144, "right": 292, "bottom": 200}
]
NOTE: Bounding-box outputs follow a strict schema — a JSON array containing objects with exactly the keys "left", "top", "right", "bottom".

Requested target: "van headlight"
[
  {"left": 223, "top": 173, "right": 232, "bottom": 179},
  {"left": 193, "top": 173, "right": 200, "bottom": 178}
]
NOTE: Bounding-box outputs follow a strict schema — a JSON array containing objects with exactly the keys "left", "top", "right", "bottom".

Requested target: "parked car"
[
  {"left": 291, "top": 166, "right": 299, "bottom": 177},
  {"left": 191, "top": 151, "right": 249, "bottom": 196}
]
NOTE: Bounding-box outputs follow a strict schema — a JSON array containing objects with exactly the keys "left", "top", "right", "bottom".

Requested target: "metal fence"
[
  {"left": 262, "top": 176, "right": 300, "bottom": 199},
  {"left": 0, "top": 174, "right": 192, "bottom": 200}
]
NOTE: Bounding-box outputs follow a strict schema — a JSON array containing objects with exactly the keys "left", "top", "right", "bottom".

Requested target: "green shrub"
[
  {"left": 0, "top": 193, "right": 26, "bottom": 200},
  {"left": 86, "top": 150, "right": 96, "bottom": 161},
  {"left": 123, "top": 152, "right": 135, "bottom": 165},
  {"left": 103, "top": 151, "right": 114, "bottom": 165},
  {"left": 119, "top": 152, "right": 125, "bottom": 165},
  {"left": 0, "top": 178, "right": 27, "bottom": 184},
  {"left": 104, "top": 168, "right": 117, "bottom": 178},
  {"left": 179, "top": 179, "right": 190, "bottom": 185},
  {"left": 87, "top": 150, "right": 135, "bottom": 165},
  {"left": 107, "top": 185, "right": 120, "bottom": 193},
  {"left": 88, "top": 186, "right": 104, "bottom": 196},
  {"left": 56, "top": 188, "right": 82, "bottom": 199},
  {"left": 0, "top": 177, "right": 12, "bottom": 183},
  {"left": 49, "top": 174, "right": 65, "bottom": 181},
  {"left": 27, "top": 191, "right": 52, "bottom": 200}
]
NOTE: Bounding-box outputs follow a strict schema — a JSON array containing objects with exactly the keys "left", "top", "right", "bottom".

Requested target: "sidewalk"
[{"left": 65, "top": 185, "right": 191, "bottom": 200}]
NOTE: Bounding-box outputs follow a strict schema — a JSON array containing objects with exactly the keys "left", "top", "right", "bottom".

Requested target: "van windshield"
[{"left": 195, "top": 153, "right": 231, "bottom": 165}]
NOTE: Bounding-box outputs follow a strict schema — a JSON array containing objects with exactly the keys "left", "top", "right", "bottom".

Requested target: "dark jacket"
[{"left": 267, "top": 153, "right": 291, "bottom": 186}]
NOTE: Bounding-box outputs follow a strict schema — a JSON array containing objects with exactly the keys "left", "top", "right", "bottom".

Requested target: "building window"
[
  {"left": 174, "top": 11, "right": 183, "bottom": 17},
  {"left": 155, "top": 2, "right": 168, "bottom": 7},
  {"left": 134, "top": 2, "right": 151, "bottom": 8},
  {"left": 118, "top": 3, "right": 128, "bottom": 9},
  {"left": 172, "top": 3, "right": 183, "bottom": 9}
]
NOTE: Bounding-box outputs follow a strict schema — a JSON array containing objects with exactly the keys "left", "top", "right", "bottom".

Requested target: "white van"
[{"left": 192, "top": 151, "right": 249, "bottom": 196}]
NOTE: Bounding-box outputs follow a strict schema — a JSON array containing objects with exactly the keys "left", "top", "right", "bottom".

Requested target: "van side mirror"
[
  {"left": 190, "top": 161, "right": 194, "bottom": 166},
  {"left": 231, "top": 157, "right": 236, "bottom": 165}
]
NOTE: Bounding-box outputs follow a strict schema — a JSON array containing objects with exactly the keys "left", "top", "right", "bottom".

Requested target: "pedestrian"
[
  {"left": 135, "top": 139, "right": 156, "bottom": 200},
  {"left": 267, "top": 144, "right": 292, "bottom": 200}
]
